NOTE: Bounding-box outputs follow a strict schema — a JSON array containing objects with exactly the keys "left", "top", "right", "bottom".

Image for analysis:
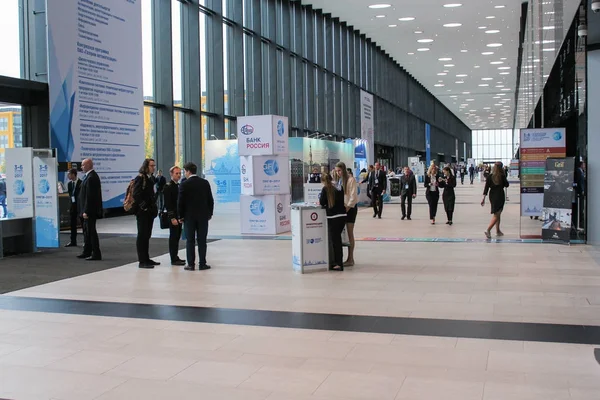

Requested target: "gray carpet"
[{"left": 0, "top": 234, "right": 215, "bottom": 294}]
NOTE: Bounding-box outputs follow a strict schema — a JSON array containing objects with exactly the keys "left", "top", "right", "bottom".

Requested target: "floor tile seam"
[
  {"left": 310, "top": 370, "right": 333, "bottom": 397},
  {"left": 89, "top": 378, "right": 131, "bottom": 400}
]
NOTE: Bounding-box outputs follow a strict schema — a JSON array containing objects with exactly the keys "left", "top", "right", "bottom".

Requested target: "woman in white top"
[{"left": 335, "top": 162, "right": 358, "bottom": 266}]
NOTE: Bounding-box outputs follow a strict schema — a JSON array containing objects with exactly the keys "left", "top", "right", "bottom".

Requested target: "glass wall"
[
  {"left": 472, "top": 129, "right": 517, "bottom": 166},
  {"left": 0, "top": 1, "right": 21, "bottom": 79},
  {"left": 0, "top": 104, "right": 23, "bottom": 174}
]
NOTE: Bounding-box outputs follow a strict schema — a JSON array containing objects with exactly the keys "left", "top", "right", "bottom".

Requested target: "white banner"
[
  {"left": 360, "top": 91, "right": 375, "bottom": 165},
  {"left": 5, "top": 148, "right": 34, "bottom": 218},
  {"left": 33, "top": 156, "right": 60, "bottom": 248},
  {"left": 47, "top": 0, "right": 145, "bottom": 208},
  {"left": 238, "top": 115, "right": 289, "bottom": 156}
]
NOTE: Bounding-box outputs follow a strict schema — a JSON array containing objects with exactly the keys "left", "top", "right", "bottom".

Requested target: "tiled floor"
[{"left": 0, "top": 181, "right": 598, "bottom": 399}]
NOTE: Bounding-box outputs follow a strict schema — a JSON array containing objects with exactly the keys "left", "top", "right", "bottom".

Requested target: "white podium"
[{"left": 291, "top": 204, "right": 329, "bottom": 274}]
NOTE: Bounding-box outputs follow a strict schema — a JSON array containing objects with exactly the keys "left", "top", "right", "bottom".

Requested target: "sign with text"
[
  {"left": 291, "top": 205, "right": 328, "bottom": 273},
  {"left": 240, "top": 194, "right": 291, "bottom": 235},
  {"left": 5, "top": 148, "right": 34, "bottom": 218},
  {"left": 541, "top": 158, "right": 575, "bottom": 244},
  {"left": 237, "top": 115, "right": 289, "bottom": 156},
  {"left": 520, "top": 128, "right": 566, "bottom": 216},
  {"left": 47, "top": 0, "right": 145, "bottom": 208},
  {"left": 33, "top": 156, "right": 60, "bottom": 248},
  {"left": 360, "top": 91, "right": 375, "bottom": 165},
  {"left": 240, "top": 155, "right": 290, "bottom": 196}
]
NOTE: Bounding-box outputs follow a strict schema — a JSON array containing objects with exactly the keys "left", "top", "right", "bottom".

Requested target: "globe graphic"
[
  {"left": 38, "top": 179, "right": 50, "bottom": 194},
  {"left": 13, "top": 180, "right": 25, "bottom": 196},
  {"left": 250, "top": 200, "right": 265, "bottom": 216}
]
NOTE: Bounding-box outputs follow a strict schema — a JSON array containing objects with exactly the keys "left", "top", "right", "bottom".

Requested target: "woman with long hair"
[
  {"left": 439, "top": 166, "right": 457, "bottom": 225},
  {"left": 335, "top": 162, "right": 358, "bottom": 266},
  {"left": 481, "top": 162, "right": 510, "bottom": 239},
  {"left": 319, "top": 173, "right": 346, "bottom": 271},
  {"left": 424, "top": 164, "right": 441, "bottom": 225}
]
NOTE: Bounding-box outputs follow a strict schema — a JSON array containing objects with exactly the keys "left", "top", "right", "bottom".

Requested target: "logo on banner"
[
  {"left": 14, "top": 164, "right": 23, "bottom": 178},
  {"left": 553, "top": 131, "right": 562, "bottom": 141},
  {"left": 524, "top": 132, "right": 531, "bottom": 142},
  {"left": 250, "top": 199, "right": 265, "bottom": 216},
  {"left": 277, "top": 202, "right": 283, "bottom": 213},
  {"left": 13, "top": 180, "right": 25, "bottom": 196},
  {"left": 554, "top": 161, "right": 565, "bottom": 168},
  {"left": 38, "top": 179, "right": 50, "bottom": 194},
  {"left": 310, "top": 212, "right": 318, "bottom": 221},
  {"left": 277, "top": 120, "right": 285, "bottom": 137},
  {"left": 241, "top": 125, "right": 254, "bottom": 135},
  {"left": 241, "top": 165, "right": 247, "bottom": 175},
  {"left": 306, "top": 238, "right": 323, "bottom": 245},
  {"left": 263, "top": 160, "right": 279, "bottom": 176}
]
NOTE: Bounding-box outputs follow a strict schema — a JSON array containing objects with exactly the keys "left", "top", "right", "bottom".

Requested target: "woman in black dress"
[
  {"left": 439, "top": 166, "right": 456, "bottom": 225},
  {"left": 424, "top": 164, "right": 441, "bottom": 225},
  {"left": 481, "top": 162, "right": 510, "bottom": 239},
  {"left": 319, "top": 173, "right": 347, "bottom": 271}
]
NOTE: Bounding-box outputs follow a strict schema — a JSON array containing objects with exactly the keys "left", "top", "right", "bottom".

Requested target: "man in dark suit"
[
  {"left": 65, "top": 168, "right": 82, "bottom": 247},
  {"left": 400, "top": 167, "right": 417, "bottom": 220},
  {"left": 133, "top": 158, "right": 160, "bottom": 269},
  {"left": 155, "top": 169, "right": 167, "bottom": 210},
  {"left": 178, "top": 162, "right": 214, "bottom": 271},
  {"left": 77, "top": 159, "right": 102, "bottom": 260},
  {"left": 369, "top": 162, "right": 387, "bottom": 219},
  {"left": 164, "top": 166, "right": 185, "bottom": 266}
]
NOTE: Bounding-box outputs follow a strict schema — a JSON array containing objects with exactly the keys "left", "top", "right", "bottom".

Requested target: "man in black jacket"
[
  {"left": 178, "top": 162, "right": 214, "bottom": 271},
  {"left": 77, "top": 159, "right": 103, "bottom": 260},
  {"left": 164, "top": 166, "right": 185, "bottom": 266},
  {"left": 369, "top": 162, "right": 387, "bottom": 219},
  {"left": 133, "top": 158, "right": 160, "bottom": 269},
  {"left": 65, "top": 168, "right": 82, "bottom": 247},
  {"left": 400, "top": 167, "right": 417, "bottom": 220},
  {"left": 155, "top": 169, "right": 167, "bottom": 210}
]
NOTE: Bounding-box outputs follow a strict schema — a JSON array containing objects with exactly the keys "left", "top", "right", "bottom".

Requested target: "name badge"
[
  {"left": 405, "top": 184, "right": 409, "bottom": 190},
  {"left": 71, "top": 196, "right": 76, "bottom": 203},
  {"left": 375, "top": 179, "right": 379, "bottom": 185}
]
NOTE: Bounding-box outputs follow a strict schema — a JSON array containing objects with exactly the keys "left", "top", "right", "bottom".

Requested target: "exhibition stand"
[
  {"left": 238, "top": 115, "right": 291, "bottom": 235},
  {"left": 291, "top": 203, "right": 329, "bottom": 273}
]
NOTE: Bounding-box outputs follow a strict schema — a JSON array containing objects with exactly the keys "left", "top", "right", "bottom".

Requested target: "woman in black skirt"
[
  {"left": 481, "top": 162, "right": 510, "bottom": 239},
  {"left": 319, "top": 173, "right": 347, "bottom": 271},
  {"left": 424, "top": 164, "right": 441, "bottom": 225},
  {"left": 439, "top": 166, "right": 456, "bottom": 225}
]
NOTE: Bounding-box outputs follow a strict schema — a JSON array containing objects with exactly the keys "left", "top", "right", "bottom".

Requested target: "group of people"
[{"left": 66, "top": 158, "right": 215, "bottom": 271}]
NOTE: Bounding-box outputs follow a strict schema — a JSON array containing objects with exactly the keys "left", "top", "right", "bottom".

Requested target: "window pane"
[
  {"left": 0, "top": 105, "right": 23, "bottom": 191},
  {"left": 142, "top": 0, "right": 153, "bottom": 99},
  {"left": 200, "top": 12, "right": 208, "bottom": 111},
  {"left": 143, "top": 106, "right": 156, "bottom": 159},
  {"left": 0, "top": 1, "right": 20, "bottom": 78},
  {"left": 174, "top": 110, "right": 184, "bottom": 167},
  {"left": 172, "top": 1, "right": 182, "bottom": 105}
]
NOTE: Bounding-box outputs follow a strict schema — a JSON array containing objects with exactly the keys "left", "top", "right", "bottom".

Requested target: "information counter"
[{"left": 291, "top": 204, "right": 328, "bottom": 274}]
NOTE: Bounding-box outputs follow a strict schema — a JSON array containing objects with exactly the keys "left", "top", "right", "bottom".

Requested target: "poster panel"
[
  {"left": 425, "top": 124, "right": 431, "bottom": 166},
  {"left": 360, "top": 91, "right": 375, "bottom": 165},
  {"left": 240, "top": 155, "right": 290, "bottom": 196},
  {"left": 33, "top": 156, "right": 60, "bottom": 248},
  {"left": 541, "top": 158, "right": 575, "bottom": 244},
  {"left": 237, "top": 115, "right": 289, "bottom": 156},
  {"left": 520, "top": 128, "right": 566, "bottom": 217},
  {"left": 47, "top": 0, "right": 145, "bottom": 208},
  {"left": 5, "top": 148, "right": 34, "bottom": 218},
  {"left": 204, "top": 140, "right": 241, "bottom": 205},
  {"left": 301, "top": 208, "right": 328, "bottom": 271}
]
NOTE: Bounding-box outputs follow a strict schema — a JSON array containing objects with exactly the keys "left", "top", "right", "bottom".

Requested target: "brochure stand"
[{"left": 291, "top": 203, "right": 329, "bottom": 274}]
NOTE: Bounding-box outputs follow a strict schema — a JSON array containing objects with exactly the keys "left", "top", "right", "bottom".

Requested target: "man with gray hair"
[{"left": 77, "top": 158, "right": 103, "bottom": 261}]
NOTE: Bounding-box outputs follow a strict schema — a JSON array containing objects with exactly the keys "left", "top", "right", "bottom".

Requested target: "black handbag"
[{"left": 159, "top": 209, "right": 170, "bottom": 229}]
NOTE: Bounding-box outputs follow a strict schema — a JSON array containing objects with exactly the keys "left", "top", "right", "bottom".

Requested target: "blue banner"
[{"left": 425, "top": 123, "right": 431, "bottom": 166}]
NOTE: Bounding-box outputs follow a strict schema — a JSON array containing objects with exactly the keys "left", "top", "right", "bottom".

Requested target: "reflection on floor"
[{"left": 0, "top": 181, "right": 598, "bottom": 399}]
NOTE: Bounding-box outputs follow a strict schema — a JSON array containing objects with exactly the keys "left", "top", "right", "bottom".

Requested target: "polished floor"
[{"left": 0, "top": 181, "right": 598, "bottom": 399}]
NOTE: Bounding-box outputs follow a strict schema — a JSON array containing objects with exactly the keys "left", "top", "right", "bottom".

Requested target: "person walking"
[
  {"left": 424, "top": 164, "right": 441, "bottom": 225},
  {"left": 400, "top": 167, "right": 417, "bottom": 220},
  {"left": 163, "top": 166, "right": 186, "bottom": 266},
  {"left": 460, "top": 165, "right": 466, "bottom": 185},
  {"left": 369, "top": 162, "right": 387, "bottom": 219},
  {"left": 319, "top": 173, "right": 346, "bottom": 272},
  {"left": 77, "top": 159, "right": 102, "bottom": 261},
  {"left": 482, "top": 162, "right": 510, "bottom": 239},
  {"left": 155, "top": 169, "right": 167, "bottom": 210},
  {"left": 178, "top": 162, "right": 214, "bottom": 271},
  {"left": 468, "top": 164, "right": 475, "bottom": 185},
  {"left": 65, "top": 168, "right": 82, "bottom": 247},
  {"left": 133, "top": 158, "right": 160, "bottom": 269},
  {"left": 335, "top": 162, "right": 358, "bottom": 267},
  {"left": 439, "top": 166, "right": 457, "bottom": 225}
]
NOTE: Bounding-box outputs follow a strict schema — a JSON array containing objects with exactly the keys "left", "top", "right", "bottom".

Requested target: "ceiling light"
[
  {"left": 478, "top": 26, "right": 487, "bottom": 29},
  {"left": 443, "top": 3, "right": 462, "bottom": 7},
  {"left": 466, "top": 98, "right": 474, "bottom": 101},
  {"left": 543, "top": 26, "right": 555, "bottom": 30},
  {"left": 501, "top": 88, "right": 511, "bottom": 91},
  {"left": 461, "top": 50, "right": 468, "bottom": 53},
  {"left": 439, "top": 57, "right": 452, "bottom": 61},
  {"left": 456, "top": 81, "right": 465, "bottom": 84},
  {"left": 499, "top": 72, "right": 510, "bottom": 75},
  {"left": 376, "top": 15, "right": 386, "bottom": 18},
  {"left": 414, "top": 30, "right": 423, "bottom": 34},
  {"left": 462, "top": 91, "right": 470, "bottom": 94},
  {"left": 482, "top": 52, "right": 494, "bottom": 55},
  {"left": 490, "top": 61, "right": 504, "bottom": 65},
  {"left": 437, "top": 72, "right": 447, "bottom": 76},
  {"left": 487, "top": 43, "right": 503, "bottom": 47},
  {"left": 434, "top": 84, "right": 445, "bottom": 87},
  {"left": 399, "top": 17, "right": 416, "bottom": 21},
  {"left": 495, "top": 5, "right": 506, "bottom": 8},
  {"left": 485, "top": 30, "right": 500, "bottom": 34},
  {"left": 456, "top": 74, "right": 468, "bottom": 77},
  {"left": 407, "top": 52, "right": 415, "bottom": 55},
  {"left": 444, "top": 64, "right": 455, "bottom": 67},
  {"left": 482, "top": 78, "right": 493, "bottom": 80},
  {"left": 389, "top": 24, "right": 398, "bottom": 27},
  {"left": 417, "top": 48, "right": 430, "bottom": 51},
  {"left": 543, "top": 48, "right": 555, "bottom": 52},
  {"left": 444, "top": 23, "right": 462, "bottom": 28},
  {"left": 496, "top": 85, "right": 504, "bottom": 88},
  {"left": 479, "top": 84, "right": 489, "bottom": 87},
  {"left": 474, "top": 65, "right": 481, "bottom": 68},
  {"left": 369, "top": 4, "right": 392, "bottom": 8},
  {"left": 450, "top": 95, "right": 458, "bottom": 98},
  {"left": 417, "top": 39, "right": 434, "bottom": 43},
  {"left": 486, "top": 16, "right": 496, "bottom": 19},
  {"left": 498, "top": 66, "right": 510, "bottom": 70}
]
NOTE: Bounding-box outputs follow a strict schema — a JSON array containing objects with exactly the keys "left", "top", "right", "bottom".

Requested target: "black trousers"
[
  {"left": 426, "top": 191, "right": 440, "bottom": 220},
  {"left": 82, "top": 217, "right": 100, "bottom": 258},
  {"left": 470, "top": 174, "right": 475, "bottom": 184},
  {"left": 401, "top": 193, "right": 413, "bottom": 218},
  {"left": 443, "top": 193, "right": 455, "bottom": 222},
  {"left": 136, "top": 212, "right": 155, "bottom": 263},
  {"left": 328, "top": 216, "right": 346, "bottom": 269},
  {"left": 372, "top": 188, "right": 383, "bottom": 217},
  {"left": 169, "top": 223, "right": 182, "bottom": 262},
  {"left": 460, "top": 174, "right": 465, "bottom": 184},
  {"left": 185, "top": 217, "right": 209, "bottom": 267},
  {"left": 69, "top": 207, "right": 79, "bottom": 244}
]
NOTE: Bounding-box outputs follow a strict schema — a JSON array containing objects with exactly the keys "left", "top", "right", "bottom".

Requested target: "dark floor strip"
[{"left": 1, "top": 296, "right": 600, "bottom": 345}]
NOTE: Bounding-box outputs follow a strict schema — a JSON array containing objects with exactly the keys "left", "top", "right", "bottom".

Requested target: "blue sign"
[
  {"left": 553, "top": 131, "right": 562, "bottom": 141},
  {"left": 277, "top": 120, "right": 285, "bottom": 137},
  {"left": 250, "top": 199, "right": 265, "bottom": 216},
  {"left": 241, "top": 124, "right": 254, "bottom": 135},
  {"left": 425, "top": 123, "right": 431, "bottom": 166},
  {"left": 263, "top": 159, "right": 279, "bottom": 176}
]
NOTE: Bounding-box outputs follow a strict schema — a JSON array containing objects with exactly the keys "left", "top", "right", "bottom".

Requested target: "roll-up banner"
[
  {"left": 360, "top": 91, "right": 375, "bottom": 165},
  {"left": 5, "top": 148, "right": 34, "bottom": 219},
  {"left": 47, "top": 0, "right": 145, "bottom": 208},
  {"left": 541, "top": 158, "right": 575, "bottom": 244},
  {"left": 33, "top": 155, "right": 60, "bottom": 248}
]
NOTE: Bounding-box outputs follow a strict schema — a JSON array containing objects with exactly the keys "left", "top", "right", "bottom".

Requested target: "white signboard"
[
  {"left": 238, "top": 115, "right": 289, "bottom": 156},
  {"left": 47, "top": 0, "right": 145, "bottom": 208},
  {"left": 5, "top": 148, "right": 34, "bottom": 218},
  {"left": 240, "top": 155, "right": 290, "bottom": 196},
  {"left": 240, "top": 194, "right": 291, "bottom": 235},
  {"left": 33, "top": 156, "right": 60, "bottom": 248},
  {"left": 303, "top": 183, "right": 322, "bottom": 204},
  {"left": 291, "top": 206, "right": 329, "bottom": 273},
  {"left": 360, "top": 91, "right": 375, "bottom": 165}
]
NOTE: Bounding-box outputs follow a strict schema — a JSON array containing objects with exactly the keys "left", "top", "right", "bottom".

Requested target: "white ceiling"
[{"left": 301, "top": 0, "right": 524, "bottom": 130}]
